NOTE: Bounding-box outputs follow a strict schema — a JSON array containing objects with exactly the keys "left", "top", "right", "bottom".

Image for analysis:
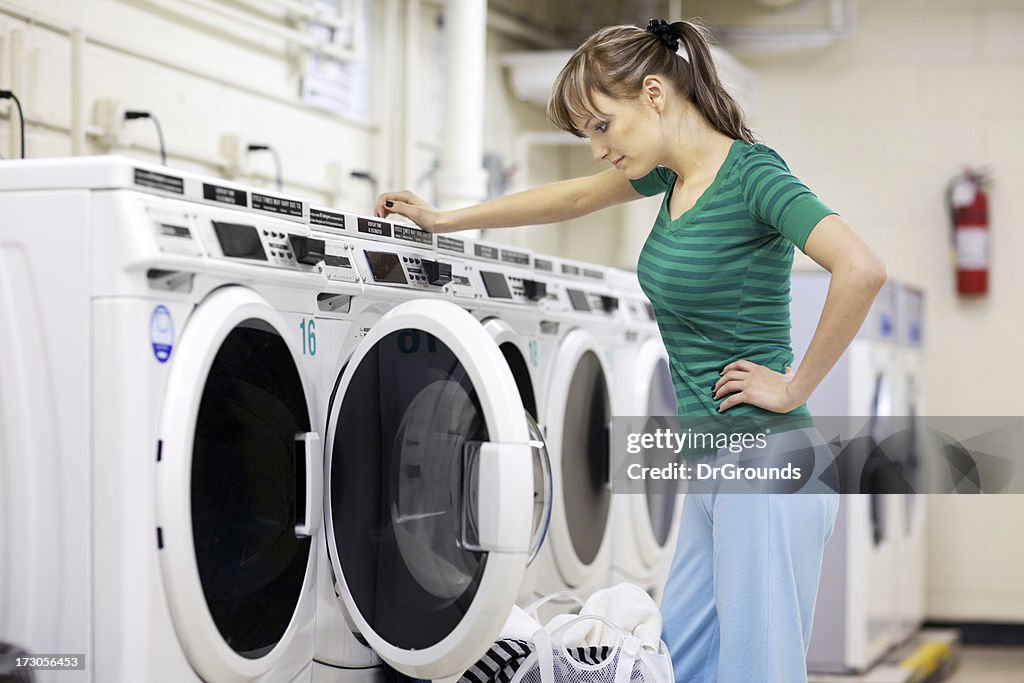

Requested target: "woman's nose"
[{"left": 590, "top": 138, "right": 608, "bottom": 162}]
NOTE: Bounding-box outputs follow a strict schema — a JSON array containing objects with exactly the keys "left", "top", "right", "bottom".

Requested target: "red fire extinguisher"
[{"left": 948, "top": 168, "right": 990, "bottom": 295}]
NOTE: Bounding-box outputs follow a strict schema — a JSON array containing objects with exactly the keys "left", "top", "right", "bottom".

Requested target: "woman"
[{"left": 375, "top": 19, "right": 885, "bottom": 683}]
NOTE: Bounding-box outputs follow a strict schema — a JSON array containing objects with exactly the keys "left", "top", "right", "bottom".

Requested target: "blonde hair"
[{"left": 548, "top": 20, "right": 756, "bottom": 144}]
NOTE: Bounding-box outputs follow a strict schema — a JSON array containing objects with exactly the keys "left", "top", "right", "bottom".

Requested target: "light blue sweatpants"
[{"left": 660, "top": 428, "right": 840, "bottom": 683}]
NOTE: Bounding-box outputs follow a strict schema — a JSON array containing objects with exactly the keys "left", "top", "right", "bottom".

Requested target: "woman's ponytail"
[
  {"left": 672, "top": 21, "right": 756, "bottom": 144},
  {"left": 548, "top": 19, "right": 756, "bottom": 144}
]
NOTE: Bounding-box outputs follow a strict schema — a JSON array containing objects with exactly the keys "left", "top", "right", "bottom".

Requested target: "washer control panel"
[
  {"left": 540, "top": 279, "right": 619, "bottom": 318},
  {"left": 207, "top": 218, "right": 327, "bottom": 272},
  {"left": 355, "top": 246, "right": 452, "bottom": 290},
  {"left": 446, "top": 259, "right": 548, "bottom": 305},
  {"left": 141, "top": 197, "right": 329, "bottom": 274}
]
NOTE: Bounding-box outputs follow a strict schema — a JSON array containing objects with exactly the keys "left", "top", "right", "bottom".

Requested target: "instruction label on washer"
[
  {"left": 134, "top": 168, "right": 184, "bottom": 195},
  {"left": 151, "top": 305, "right": 174, "bottom": 363}
]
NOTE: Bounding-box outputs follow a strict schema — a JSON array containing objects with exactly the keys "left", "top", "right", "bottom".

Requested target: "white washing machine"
[
  {"left": 892, "top": 283, "right": 927, "bottom": 645},
  {"left": 0, "top": 156, "right": 333, "bottom": 682},
  {"left": 520, "top": 255, "right": 619, "bottom": 614},
  {"left": 0, "top": 158, "right": 549, "bottom": 683},
  {"left": 436, "top": 235, "right": 555, "bottom": 604},
  {"left": 792, "top": 270, "right": 902, "bottom": 674},
  {"left": 604, "top": 269, "right": 683, "bottom": 602},
  {"left": 312, "top": 214, "right": 547, "bottom": 680}
]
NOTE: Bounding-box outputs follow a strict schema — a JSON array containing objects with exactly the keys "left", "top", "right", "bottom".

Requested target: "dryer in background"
[
  {"left": 521, "top": 256, "right": 619, "bottom": 616},
  {"left": 314, "top": 213, "right": 547, "bottom": 681},
  {"left": 792, "top": 270, "right": 902, "bottom": 674},
  {"left": 0, "top": 157, "right": 329, "bottom": 683},
  {"left": 892, "top": 283, "right": 927, "bottom": 646},
  {"left": 605, "top": 269, "right": 683, "bottom": 601}
]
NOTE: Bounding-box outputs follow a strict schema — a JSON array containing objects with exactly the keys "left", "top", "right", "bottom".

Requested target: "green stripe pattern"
[{"left": 632, "top": 140, "right": 836, "bottom": 419}]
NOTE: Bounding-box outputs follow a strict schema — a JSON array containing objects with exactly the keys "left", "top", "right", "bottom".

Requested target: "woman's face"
[{"left": 578, "top": 90, "right": 662, "bottom": 179}]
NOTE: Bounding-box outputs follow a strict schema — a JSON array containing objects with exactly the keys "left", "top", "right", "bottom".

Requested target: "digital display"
[
  {"left": 644, "top": 302, "right": 656, "bottom": 320},
  {"left": 480, "top": 271, "right": 512, "bottom": 299},
  {"left": 159, "top": 223, "right": 191, "bottom": 238},
  {"left": 535, "top": 258, "right": 553, "bottom": 272},
  {"left": 324, "top": 254, "right": 351, "bottom": 268},
  {"left": 213, "top": 221, "right": 266, "bottom": 261},
  {"left": 567, "top": 288, "right": 591, "bottom": 312},
  {"left": 364, "top": 250, "right": 407, "bottom": 284},
  {"left": 584, "top": 268, "right": 604, "bottom": 280},
  {"left": 561, "top": 264, "right": 580, "bottom": 276}
]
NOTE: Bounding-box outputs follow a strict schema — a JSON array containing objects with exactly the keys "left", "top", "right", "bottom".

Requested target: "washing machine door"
[
  {"left": 630, "top": 341, "right": 679, "bottom": 566},
  {"left": 481, "top": 316, "right": 552, "bottom": 564},
  {"left": 324, "top": 299, "right": 537, "bottom": 679},
  {"left": 157, "top": 286, "right": 320, "bottom": 682},
  {"left": 544, "top": 328, "right": 613, "bottom": 587}
]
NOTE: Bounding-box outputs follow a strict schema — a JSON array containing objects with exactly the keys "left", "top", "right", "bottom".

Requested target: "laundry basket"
[
  {"left": 509, "top": 614, "right": 673, "bottom": 683},
  {"left": 460, "top": 589, "right": 672, "bottom": 683}
]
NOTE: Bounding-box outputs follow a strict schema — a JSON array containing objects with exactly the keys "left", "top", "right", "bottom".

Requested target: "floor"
[
  {"left": 946, "top": 645, "right": 1024, "bottom": 682},
  {"left": 808, "top": 638, "right": 1024, "bottom": 683}
]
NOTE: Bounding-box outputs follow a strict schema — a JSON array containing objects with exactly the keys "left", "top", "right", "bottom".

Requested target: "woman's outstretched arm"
[{"left": 373, "top": 168, "right": 641, "bottom": 233}]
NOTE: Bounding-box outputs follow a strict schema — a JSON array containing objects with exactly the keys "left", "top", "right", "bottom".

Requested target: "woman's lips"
[{"left": 613, "top": 156, "right": 624, "bottom": 169}]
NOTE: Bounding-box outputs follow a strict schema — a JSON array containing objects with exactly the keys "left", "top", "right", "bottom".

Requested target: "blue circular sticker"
[{"left": 151, "top": 305, "right": 174, "bottom": 363}]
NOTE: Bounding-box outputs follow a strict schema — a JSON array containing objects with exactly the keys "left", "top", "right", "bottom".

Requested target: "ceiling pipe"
[{"left": 436, "top": 0, "right": 489, "bottom": 211}]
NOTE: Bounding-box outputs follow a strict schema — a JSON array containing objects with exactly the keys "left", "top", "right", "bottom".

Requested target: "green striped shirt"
[{"left": 632, "top": 139, "right": 835, "bottom": 420}]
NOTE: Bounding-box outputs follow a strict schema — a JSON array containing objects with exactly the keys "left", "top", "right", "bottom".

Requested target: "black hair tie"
[{"left": 646, "top": 19, "right": 679, "bottom": 52}]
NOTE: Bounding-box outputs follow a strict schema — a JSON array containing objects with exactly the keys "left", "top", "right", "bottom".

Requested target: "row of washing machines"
[
  {"left": 791, "top": 272, "right": 928, "bottom": 675},
  {"left": 0, "top": 156, "right": 682, "bottom": 683}
]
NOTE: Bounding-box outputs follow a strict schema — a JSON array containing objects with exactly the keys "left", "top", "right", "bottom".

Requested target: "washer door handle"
[
  {"left": 295, "top": 432, "right": 323, "bottom": 537},
  {"left": 459, "top": 441, "right": 532, "bottom": 553}
]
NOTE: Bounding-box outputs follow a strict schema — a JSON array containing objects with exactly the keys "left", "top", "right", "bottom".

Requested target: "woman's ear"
[{"left": 642, "top": 75, "right": 666, "bottom": 111}]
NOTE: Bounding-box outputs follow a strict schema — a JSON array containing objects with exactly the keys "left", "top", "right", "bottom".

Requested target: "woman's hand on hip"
[
  {"left": 712, "top": 360, "right": 806, "bottom": 413},
  {"left": 374, "top": 190, "right": 450, "bottom": 232}
]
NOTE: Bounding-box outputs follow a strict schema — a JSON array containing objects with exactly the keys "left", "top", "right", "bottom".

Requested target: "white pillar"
[{"left": 437, "top": 0, "right": 489, "bottom": 210}]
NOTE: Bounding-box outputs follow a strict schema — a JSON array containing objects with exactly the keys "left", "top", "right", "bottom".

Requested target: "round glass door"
[
  {"left": 545, "top": 328, "right": 613, "bottom": 585},
  {"left": 562, "top": 348, "right": 611, "bottom": 566},
  {"left": 331, "top": 327, "right": 488, "bottom": 649},
  {"left": 157, "top": 287, "right": 318, "bottom": 682},
  {"left": 325, "top": 300, "right": 536, "bottom": 679},
  {"left": 483, "top": 318, "right": 551, "bottom": 566},
  {"left": 191, "top": 320, "right": 311, "bottom": 657}
]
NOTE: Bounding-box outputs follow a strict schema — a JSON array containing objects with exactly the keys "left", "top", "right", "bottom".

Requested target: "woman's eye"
[{"left": 596, "top": 123, "right": 608, "bottom": 133}]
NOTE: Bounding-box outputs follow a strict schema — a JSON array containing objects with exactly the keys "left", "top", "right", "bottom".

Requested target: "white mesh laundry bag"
[{"left": 509, "top": 615, "right": 673, "bottom": 683}]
